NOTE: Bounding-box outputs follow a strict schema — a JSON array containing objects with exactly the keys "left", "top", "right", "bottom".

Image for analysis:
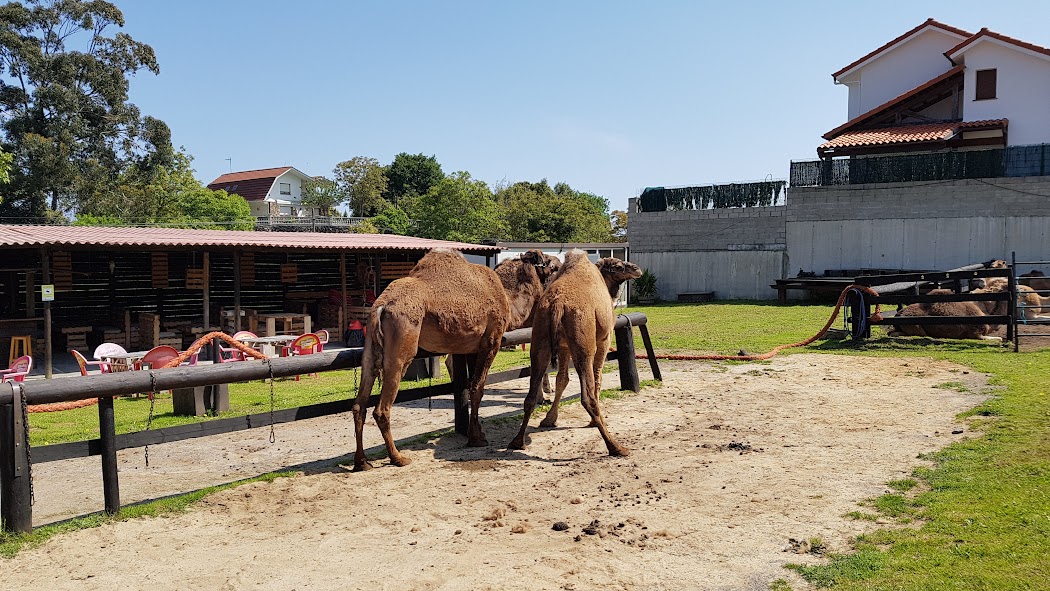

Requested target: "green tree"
[
  {"left": 300, "top": 176, "right": 344, "bottom": 215},
  {"left": 0, "top": 0, "right": 171, "bottom": 221},
  {"left": 77, "top": 150, "right": 254, "bottom": 229},
  {"left": 385, "top": 152, "right": 443, "bottom": 206},
  {"left": 333, "top": 156, "right": 387, "bottom": 217},
  {"left": 412, "top": 171, "right": 503, "bottom": 242},
  {"left": 369, "top": 203, "right": 411, "bottom": 235},
  {"left": 499, "top": 180, "right": 614, "bottom": 242},
  {"left": 610, "top": 209, "right": 628, "bottom": 242}
]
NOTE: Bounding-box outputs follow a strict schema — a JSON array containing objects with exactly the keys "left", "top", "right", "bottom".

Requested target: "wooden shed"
[{"left": 0, "top": 225, "right": 500, "bottom": 377}]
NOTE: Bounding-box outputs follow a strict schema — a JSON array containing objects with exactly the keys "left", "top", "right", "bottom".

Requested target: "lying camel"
[
  {"left": 509, "top": 250, "right": 641, "bottom": 456},
  {"left": 972, "top": 277, "right": 1050, "bottom": 320},
  {"left": 1020, "top": 270, "right": 1050, "bottom": 293},
  {"left": 351, "top": 249, "right": 511, "bottom": 470},
  {"left": 888, "top": 289, "right": 998, "bottom": 340}
]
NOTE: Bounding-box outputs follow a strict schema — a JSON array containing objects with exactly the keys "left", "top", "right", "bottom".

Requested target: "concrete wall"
[
  {"left": 628, "top": 201, "right": 787, "bottom": 299},
  {"left": 628, "top": 176, "right": 1050, "bottom": 300},
  {"left": 787, "top": 176, "right": 1050, "bottom": 274}
]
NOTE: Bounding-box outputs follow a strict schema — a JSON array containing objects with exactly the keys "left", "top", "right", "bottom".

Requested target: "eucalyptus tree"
[{"left": 0, "top": 0, "right": 171, "bottom": 220}]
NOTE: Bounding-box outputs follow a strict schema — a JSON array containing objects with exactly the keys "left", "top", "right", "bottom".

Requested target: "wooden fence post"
[
  {"left": 614, "top": 324, "right": 641, "bottom": 392},
  {"left": 1, "top": 385, "right": 32, "bottom": 533},
  {"left": 451, "top": 355, "right": 470, "bottom": 436},
  {"left": 98, "top": 396, "right": 120, "bottom": 515}
]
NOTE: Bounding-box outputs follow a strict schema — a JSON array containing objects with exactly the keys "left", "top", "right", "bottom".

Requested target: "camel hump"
[{"left": 410, "top": 249, "right": 467, "bottom": 276}]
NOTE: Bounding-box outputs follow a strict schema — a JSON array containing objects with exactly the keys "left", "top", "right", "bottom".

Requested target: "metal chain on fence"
[
  {"left": 144, "top": 372, "right": 158, "bottom": 467},
  {"left": 19, "top": 384, "right": 34, "bottom": 505},
  {"left": 267, "top": 359, "right": 276, "bottom": 444}
]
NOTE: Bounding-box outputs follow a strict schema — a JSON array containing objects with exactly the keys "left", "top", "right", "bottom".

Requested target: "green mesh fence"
[{"left": 638, "top": 180, "right": 786, "bottom": 213}]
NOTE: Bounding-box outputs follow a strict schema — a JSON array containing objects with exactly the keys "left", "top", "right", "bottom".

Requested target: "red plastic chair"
[
  {"left": 71, "top": 349, "right": 112, "bottom": 376},
  {"left": 315, "top": 329, "right": 329, "bottom": 352},
  {"left": 281, "top": 333, "right": 321, "bottom": 380},
  {"left": 220, "top": 331, "right": 258, "bottom": 363},
  {"left": 1, "top": 355, "right": 32, "bottom": 383},
  {"left": 134, "top": 346, "right": 180, "bottom": 371}
]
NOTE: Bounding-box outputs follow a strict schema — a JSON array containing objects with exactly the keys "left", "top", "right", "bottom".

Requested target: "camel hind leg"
[
  {"left": 351, "top": 340, "right": 382, "bottom": 471},
  {"left": 539, "top": 342, "right": 571, "bottom": 428},
  {"left": 510, "top": 337, "right": 554, "bottom": 449},
  {"left": 575, "top": 343, "right": 629, "bottom": 457}
]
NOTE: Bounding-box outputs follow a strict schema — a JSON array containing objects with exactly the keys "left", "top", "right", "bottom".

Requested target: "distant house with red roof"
[
  {"left": 207, "top": 166, "right": 318, "bottom": 219},
  {"left": 819, "top": 18, "right": 1050, "bottom": 158}
]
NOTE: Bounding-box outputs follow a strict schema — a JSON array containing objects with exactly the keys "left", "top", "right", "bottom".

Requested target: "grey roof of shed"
[{"left": 0, "top": 225, "right": 501, "bottom": 254}]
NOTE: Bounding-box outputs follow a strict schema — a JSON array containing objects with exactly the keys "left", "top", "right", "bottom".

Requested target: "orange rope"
[
  {"left": 630, "top": 284, "right": 881, "bottom": 362},
  {"left": 29, "top": 332, "right": 268, "bottom": 413}
]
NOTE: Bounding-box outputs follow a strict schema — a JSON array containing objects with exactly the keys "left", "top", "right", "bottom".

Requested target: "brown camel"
[
  {"left": 497, "top": 249, "right": 561, "bottom": 328},
  {"left": 1020, "top": 270, "right": 1050, "bottom": 293},
  {"left": 443, "top": 249, "right": 561, "bottom": 383},
  {"left": 972, "top": 277, "right": 1050, "bottom": 320},
  {"left": 351, "top": 249, "right": 511, "bottom": 470},
  {"left": 509, "top": 250, "right": 641, "bottom": 456},
  {"left": 888, "top": 289, "right": 998, "bottom": 340}
]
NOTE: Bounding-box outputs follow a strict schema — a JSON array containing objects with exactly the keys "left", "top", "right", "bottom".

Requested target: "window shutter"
[{"left": 975, "top": 69, "right": 997, "bottom": 100}]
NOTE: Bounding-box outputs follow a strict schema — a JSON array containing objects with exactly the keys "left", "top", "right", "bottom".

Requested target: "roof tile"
[{"left": 819, "top": 119, "right": 1007, "bottom": 150}]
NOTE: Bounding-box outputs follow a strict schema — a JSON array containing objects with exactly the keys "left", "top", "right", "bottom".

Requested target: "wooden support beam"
[{"left": 40, "top": 248, "right": 52, "bottom": 379}]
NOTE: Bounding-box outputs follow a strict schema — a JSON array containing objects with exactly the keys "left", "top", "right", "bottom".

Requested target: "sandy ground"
[{"left": 4, "top": 353, "right": 990, "bottom": 591}]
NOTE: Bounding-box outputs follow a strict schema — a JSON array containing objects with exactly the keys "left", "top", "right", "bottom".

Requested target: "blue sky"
[{"left": 116, "top": 1, "right": 1050, "bottom": 212}]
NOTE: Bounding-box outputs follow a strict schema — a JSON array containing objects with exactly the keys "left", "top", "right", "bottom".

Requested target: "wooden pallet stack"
[{"left": 60, "top": 325, "right": 91, "bottom": 353}]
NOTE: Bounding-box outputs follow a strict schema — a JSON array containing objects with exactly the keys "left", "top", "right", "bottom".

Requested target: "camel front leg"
[{"left": 465, "top": 336, "right": 501, "bottom": 447}]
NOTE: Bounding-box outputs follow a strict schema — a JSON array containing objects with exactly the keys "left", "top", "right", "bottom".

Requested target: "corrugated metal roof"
[{"left": 0, "top": 225, "right": 501, "bottom": 254}]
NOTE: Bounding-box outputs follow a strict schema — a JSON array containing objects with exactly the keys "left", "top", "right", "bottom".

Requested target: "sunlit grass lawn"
[
  {"left": 18, "top": 301, "right": 1050, "bottom": 589},
  {"left": 29, "top": 348, "right": 534, "bottom": 447}
]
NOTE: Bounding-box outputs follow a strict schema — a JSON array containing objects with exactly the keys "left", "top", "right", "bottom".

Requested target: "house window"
[
  {"left": 279, "top": 182, "right": 291, "bottom": 195},
  {"left": 975, "top": 69, "right": 997, "bottom": 100}
]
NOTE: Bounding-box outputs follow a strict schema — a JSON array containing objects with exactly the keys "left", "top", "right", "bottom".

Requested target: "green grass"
[{"left": 17, "top": 301, "right": 1050, "bottom": 589}]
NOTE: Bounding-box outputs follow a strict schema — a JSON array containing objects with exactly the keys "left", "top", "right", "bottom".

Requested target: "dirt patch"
[{"left": 5, "top": 354, "right": 990, "bottom": 590}]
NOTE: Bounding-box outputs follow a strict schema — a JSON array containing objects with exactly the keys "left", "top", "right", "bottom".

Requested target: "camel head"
[
  {"left": 519, "top": 249, "right": 561, "bottom": 285},
  {"left": 595, "top": 257, "right": 642, "bottom": 298},
  {"left": 986, "top": 259, "right": 1007, "bottom": 269}
]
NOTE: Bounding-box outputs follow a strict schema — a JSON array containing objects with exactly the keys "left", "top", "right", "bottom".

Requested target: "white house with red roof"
[
  {"left": 207, "top": 166, "right": 318, "bottom": 219},
  {"left": 819, "top": 19, "right": 1050, "bottom": 158}
]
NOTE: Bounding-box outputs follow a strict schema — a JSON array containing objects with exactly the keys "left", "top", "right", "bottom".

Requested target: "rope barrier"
[
  {"left": 629, "top": 284, "right": 881, "bottom": 362},
  {"left": 28, "top": 332, "right": 269, "bottom": 413}
]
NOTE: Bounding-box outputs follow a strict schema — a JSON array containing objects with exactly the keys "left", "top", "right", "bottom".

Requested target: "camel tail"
[
  {"left": 547, "top": 304, "right": 565, "bottom": 367},
  {"left": 368, "top": 305, "right": 386, "bottom": 372}
]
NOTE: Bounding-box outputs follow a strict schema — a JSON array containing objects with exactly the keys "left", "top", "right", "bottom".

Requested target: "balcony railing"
[
  {"left": 255, "top": 215, "right": 368, "bottom": 231},
  {"left": 790, "top": 143, "right": 1050, "bottom": 187}
]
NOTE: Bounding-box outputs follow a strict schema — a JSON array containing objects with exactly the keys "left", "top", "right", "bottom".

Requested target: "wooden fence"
[{"left": 0, "top": 313, "right": 658, "bottom": 534}]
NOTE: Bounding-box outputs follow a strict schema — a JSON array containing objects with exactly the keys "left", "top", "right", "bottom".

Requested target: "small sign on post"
[{"left": 41, "top": 284, "right": 55, "bottom": 302}]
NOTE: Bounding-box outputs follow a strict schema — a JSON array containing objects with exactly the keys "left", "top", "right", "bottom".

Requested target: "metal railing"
[
  {"left": 0, "top": 314, "right": 659, "bottom": 533},
  {"left": 790, "top": 143, "right": 1050, "bottom": 187},
  {"left": 254, "top": 215, "right": 368, "bottom": 230},
  {"left": 1011, "top": 252, "right": 1050, "bottom": 352}
]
